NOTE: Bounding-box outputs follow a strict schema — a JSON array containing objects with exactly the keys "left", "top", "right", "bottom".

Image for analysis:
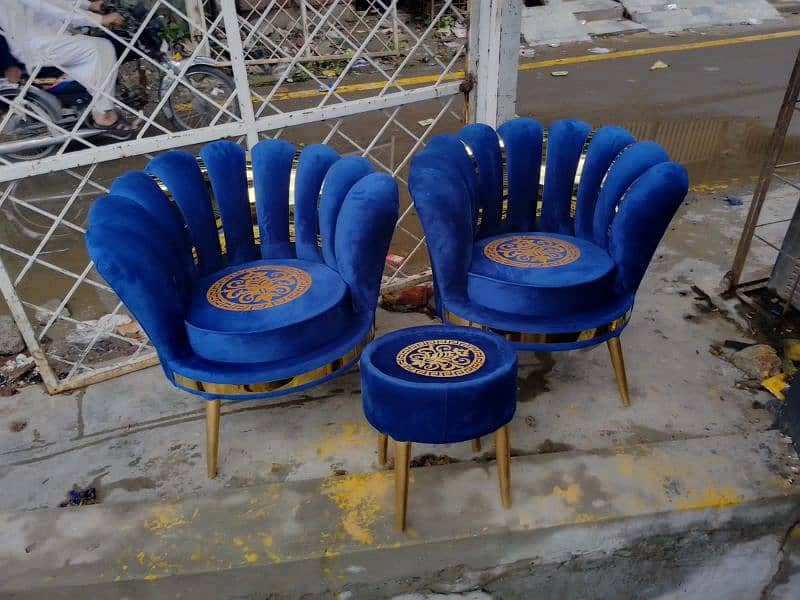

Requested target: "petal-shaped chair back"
[
  {"left": 89, "top": 139, "right": 391, "bottom": 360},
  {"left": 411, "top": 117, "right": 688, "bottom": 295}
]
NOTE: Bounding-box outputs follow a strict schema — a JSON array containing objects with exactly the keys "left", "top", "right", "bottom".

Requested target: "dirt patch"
[
  {"left": 535, "top": 439, "right": 574, "bottom": 454},
  {"left": 8, "top": 419, "right": 27, "bottom": 432},
  {"left": 410, "top": 454, "right": 460, "bottom": 468}
]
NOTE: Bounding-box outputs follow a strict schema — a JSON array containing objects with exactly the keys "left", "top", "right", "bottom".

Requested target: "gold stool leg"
[
  {"left": 378, "top": 433, "right": 389, "bottom": 466},
  {"left": 206, "top": 399, "right": 221, "bottom": 479},
  {"left": 495, "top": 425, "right": 511, "bottom": 508},
  {"left": 471, "top": 438, "right": 482, "bottom": 453},
  {"left": 607, "top": 337, "right": 631, "bottom": 408},
  {"left": 395, "top": 441, "right": 411, "bottom": 531}
]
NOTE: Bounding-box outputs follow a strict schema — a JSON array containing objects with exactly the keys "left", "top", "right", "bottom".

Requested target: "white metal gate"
[{"left": 0, "top": 0, "right": 517, "bottom": 394}]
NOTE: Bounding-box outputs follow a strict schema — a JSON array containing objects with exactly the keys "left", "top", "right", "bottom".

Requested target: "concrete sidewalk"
[
  {"left": 521, "top": 0, "right": 784, "bottom": 46},
  {"left": 2, "top": 432, "right": 798, "bottom": 598}
]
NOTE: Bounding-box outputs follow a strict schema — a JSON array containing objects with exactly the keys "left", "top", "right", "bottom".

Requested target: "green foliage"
[{"left": 159, "top": 16, "right": 189, "bottom": 43}]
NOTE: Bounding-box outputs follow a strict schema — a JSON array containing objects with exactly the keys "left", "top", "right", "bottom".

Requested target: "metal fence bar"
[{"left": 221, "top": 0, "right": 259, "bottom": 149}]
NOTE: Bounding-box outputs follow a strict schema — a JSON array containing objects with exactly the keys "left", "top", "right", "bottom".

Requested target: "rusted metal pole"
[{"left": 727, "top": 48, "right": 800, "bottom": 290}]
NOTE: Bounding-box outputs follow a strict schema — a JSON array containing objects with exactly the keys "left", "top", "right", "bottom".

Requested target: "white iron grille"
[{"left": 0, "top": 0, "right": 469, "bottom": 393}]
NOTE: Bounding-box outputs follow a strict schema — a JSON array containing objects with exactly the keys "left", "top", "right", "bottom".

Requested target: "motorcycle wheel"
[
  {"left": 0, "top": 89, "right": 61, "bottom": 162},
  {"left": 167, "top": 65, "right": 240, "bottom": 131}
]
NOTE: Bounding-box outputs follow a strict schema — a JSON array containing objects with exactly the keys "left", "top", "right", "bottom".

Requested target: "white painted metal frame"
[{"left": 0, "top": 0, "right": 518, "bottom": 394}]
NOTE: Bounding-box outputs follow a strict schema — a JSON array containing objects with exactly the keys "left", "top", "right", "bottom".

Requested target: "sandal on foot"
[{"left": 91, "top": 115, "right": 140, "bottom": 137}]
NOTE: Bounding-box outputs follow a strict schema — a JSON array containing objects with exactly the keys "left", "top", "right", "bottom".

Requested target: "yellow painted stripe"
[
  {"left": 270, "top": 72, "right": 463, "bottom": 101},
  {"left": 518, "top": 28, "right": 800, "bottom": 71},
  {"left": 267, "top": 29, "right": 800, "bottom": 102}
]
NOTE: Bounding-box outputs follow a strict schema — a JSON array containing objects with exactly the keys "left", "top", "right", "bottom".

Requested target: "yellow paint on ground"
[
  {"left": 244, "top": 552, "right": 259, "bottom": 563},
  {"left": 321, "top": 470, "right": 393, "bottom": 545},
  {"left": 313, "top": 420, "right": 375, "bottom": 460},
  {"left": 690, "top": 182, "right": 730, "bottom": 193},
  {"left": 268, "top": 30, "right": 800, "bottom": 102},
  {"left": 553, "top": 483, "right": 583, "bottom": 505},
  {"left": 143, "top": 505, "right": 189, "bottom": 533},
  {"left": 573, "top": 513, "right": 596, "bottom": 524},
  {"left": 674, "top": 486, "right": 745, "bottom": 511},
  {"left": 144, "top": 574, "right": 158, "bottom": 582}
]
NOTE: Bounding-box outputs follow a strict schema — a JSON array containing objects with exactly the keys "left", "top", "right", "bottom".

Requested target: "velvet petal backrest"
[
  {"left": 251, "top": 138, "right": 296, "bottom": 260},
  {"left": 592, "top": 141, "right": 670, "bottom": 249},
  {"left": 574, "top": 126, "right": 636, "bottom": 241},
  {"left": 108, "top": 171, "right": 195, "bottom": 281},
  {"left": 200, "top": 140, "right": 258, "bottom": 265},
  {"left": 87, "top": 196, "right": 188, "bottom": 361},
  {"left": 318, "top": 156, "right": 374, "bottom": 270},
  {"left": 540, "top": 118, "right": 592, "bottom": 235},
  {"left": 459, "top": 124, "right": 503, "bottom": 238},
  {"left": 146, "top": 150, "right": 223, "bottom": 275},
  {"left": 335, "top": 172, "right": 399, "bottom": 313},
  {"left": 293, "top": 144, "right": 341, "bottom": 263},
  {"left": 408, "top": 162, "right": 473, "bottom": 303},
  {"left": 424, "top": 134, "right": 480, "bottom": 232},
  {"left": 498, "top": 117, "right": 543, "bottom": 233},
  {"left": 609, "top": 161, "right": 689, "bottom": 294}
]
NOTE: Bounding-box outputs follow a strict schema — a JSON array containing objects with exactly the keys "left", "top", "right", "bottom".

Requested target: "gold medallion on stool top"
[{"left": 396, "top": 339, "right": 486, "bottom": 378}]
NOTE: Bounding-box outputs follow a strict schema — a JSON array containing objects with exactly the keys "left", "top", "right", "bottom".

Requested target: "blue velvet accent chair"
[
  {"left": 408, "top": 118, "right": 689, "bottom": 407},
  {"left": 86, "top": 140, "right": 399, "bottom": 477}
]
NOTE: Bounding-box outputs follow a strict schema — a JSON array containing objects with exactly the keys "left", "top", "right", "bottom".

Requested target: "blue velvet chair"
[
  {"left": 408, "top": 118, "right": 689, "bottom": 407},
  {"left": 86, "top": 140, "right": 399, "bottom": 477}
]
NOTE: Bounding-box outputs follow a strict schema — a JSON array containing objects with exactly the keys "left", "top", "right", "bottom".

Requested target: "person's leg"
[{"left": 41, "top": 35, "right": 120, "bottom": 125}]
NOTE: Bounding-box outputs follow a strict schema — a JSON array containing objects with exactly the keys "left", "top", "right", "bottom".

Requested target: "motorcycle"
[{"left": 0, "top": 1, "right": 239, "bottom": 162}]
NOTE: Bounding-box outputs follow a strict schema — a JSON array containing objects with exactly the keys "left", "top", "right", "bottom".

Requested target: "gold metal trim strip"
[
  {"left": 173, "top": 327, "right": 374, "bottom": 396},
  {"left": 444, "top": 310, "right": 631, "bottom": 345}
]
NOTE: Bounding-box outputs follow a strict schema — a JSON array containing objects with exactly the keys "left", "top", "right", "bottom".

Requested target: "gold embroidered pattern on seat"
[
  {"left": 484, "top": 234, "right": 581, "bottom": 268},
  {"left": 396, "top": 339, "right": 486, "bottom": 378},
  {"left": 206, "top": 265, "right": 311, "bottom": 311}
]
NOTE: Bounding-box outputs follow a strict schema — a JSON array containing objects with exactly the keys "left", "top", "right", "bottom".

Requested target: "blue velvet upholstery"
[
  {"left": 361, "top": 326, "right": 517, "bottom": 444},
  {"left": 408, "top": 118, "right": 689, "bottom": 352},
  {"left": 86, "top": 140, "right": 399, "bottom": 400}
]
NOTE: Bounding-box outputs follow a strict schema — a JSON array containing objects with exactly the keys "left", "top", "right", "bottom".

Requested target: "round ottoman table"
[{"left": 360, "top": 325, "right": 518, "bottom": 531}]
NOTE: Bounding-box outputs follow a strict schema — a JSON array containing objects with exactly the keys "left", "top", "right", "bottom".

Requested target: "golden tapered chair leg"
[
  {"left": 472, "top": 438, "right": 482, "bottom": 453},
  {"left": 607, "top": 337, "right": 631, "bottom": 408},
  {"left": 206, "top": 399, "right": 221, "bottom": 479},
  {"left": 395, "top": 441, "right": 411, "bottom": 532},
  {"left": 378, "top": 433, "right": 389, "bottom": 466},
  {"left": 495, "top": 425, "right": 511, "bottom": 508}
]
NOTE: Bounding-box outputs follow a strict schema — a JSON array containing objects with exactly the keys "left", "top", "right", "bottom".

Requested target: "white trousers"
[{"left": 35, "top": 34, "right": 117, "bottom": 117}]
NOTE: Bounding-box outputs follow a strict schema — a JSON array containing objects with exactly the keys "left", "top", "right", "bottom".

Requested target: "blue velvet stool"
[{"left": 360, "top": 325, "right": 518, "bottom": 531}]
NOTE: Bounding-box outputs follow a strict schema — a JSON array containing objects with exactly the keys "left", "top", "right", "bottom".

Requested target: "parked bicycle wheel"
[
  {"left": 166, "top": 64, "right": 239, "bottom": 130},
  {"left": 0, "top": 88, "right": 61, "bottom": 162}
]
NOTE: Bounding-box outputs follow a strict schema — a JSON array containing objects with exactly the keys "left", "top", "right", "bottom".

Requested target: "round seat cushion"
[
  {"left": 185, "top": 258, "right": 351, "bottom": 364},
  {"left": 360, "top": 325, "right": 517, "bottom": 444},
  {"left": 467, "top": 232, "right": 615, "bottom": 318}
]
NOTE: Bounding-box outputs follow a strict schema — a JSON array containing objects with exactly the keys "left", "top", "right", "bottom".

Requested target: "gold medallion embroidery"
[
  {"left": 484, "top": 234, "right": 581, "bottom": 268},
  {"left": 206, "top": 265, "right": 311, "bottom": 311},
  {"left": 396, "top": 339, "right": 486, "bottom": 378}
]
